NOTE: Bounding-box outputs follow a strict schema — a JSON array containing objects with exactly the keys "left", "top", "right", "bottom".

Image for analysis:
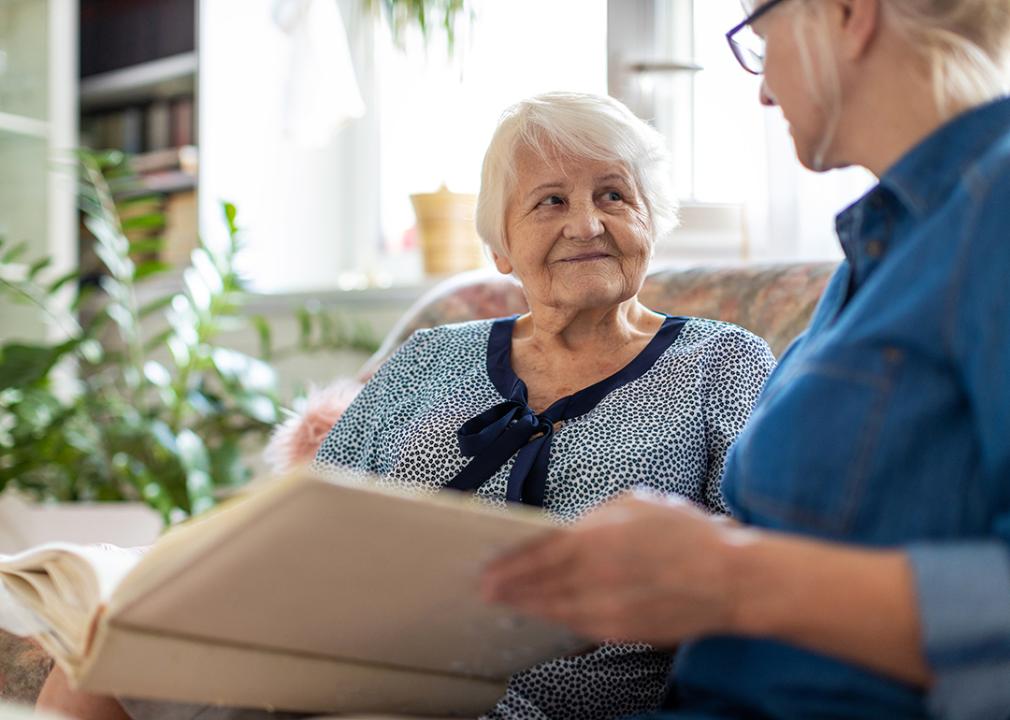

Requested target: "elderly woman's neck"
[{"left": 515, "top": 299, "right": 662, "bottom": 352}]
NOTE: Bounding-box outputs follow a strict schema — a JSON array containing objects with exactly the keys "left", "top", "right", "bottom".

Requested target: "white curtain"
[
  {"left": 199, "top": 0, "right": 379, "bottom": 293},
  {"left": 752, "top": 111, "right": 874, "bottom": 262}
]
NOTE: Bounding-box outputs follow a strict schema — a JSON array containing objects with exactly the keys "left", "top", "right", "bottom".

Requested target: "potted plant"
[{"left": 0, "top": 151, "right": 377, "bottom": 546}]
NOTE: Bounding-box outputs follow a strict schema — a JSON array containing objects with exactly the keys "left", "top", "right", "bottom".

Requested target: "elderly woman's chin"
[{"left": 548, "top": 263, "right": 644, "bottom": 311}]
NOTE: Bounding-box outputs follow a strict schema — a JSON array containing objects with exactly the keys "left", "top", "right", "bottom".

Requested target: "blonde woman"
[{"left": 484, "top": 1, "right": 1010, "bottom": 718}]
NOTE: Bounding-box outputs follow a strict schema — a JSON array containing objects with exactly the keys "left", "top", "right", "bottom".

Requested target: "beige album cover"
[{"left": 0, "top": 469, "right": 583, "bottom": 717}]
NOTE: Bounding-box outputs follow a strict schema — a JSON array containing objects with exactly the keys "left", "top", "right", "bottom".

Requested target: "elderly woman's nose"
[{"left": 565, "top": 199, "right": 606, "bottom": 240}]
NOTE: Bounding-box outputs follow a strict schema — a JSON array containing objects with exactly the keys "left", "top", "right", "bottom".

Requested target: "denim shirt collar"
[
  {"left": 880, "top": 95, "right": 1010, "bottom": 219},
  {"left": 834, "top": 96, "right": 1010, "bottom": 283}
]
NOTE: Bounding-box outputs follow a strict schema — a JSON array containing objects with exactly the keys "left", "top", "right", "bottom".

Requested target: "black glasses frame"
[{"left": 725, "top": 0, "right": 791, "bottom": 75}]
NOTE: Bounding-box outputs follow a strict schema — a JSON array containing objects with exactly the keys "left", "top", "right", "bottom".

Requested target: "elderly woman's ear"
[{"left": 492, "top": 249, "right": 514, "bottom": 275}]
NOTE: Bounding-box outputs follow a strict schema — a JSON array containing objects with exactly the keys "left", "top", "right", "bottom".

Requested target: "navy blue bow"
[
  {"left": 445, "top": 313, "right": 685, "bottom": 507},
  {"left": 446, "top": 398, "right": 561, "bottom": 506}
]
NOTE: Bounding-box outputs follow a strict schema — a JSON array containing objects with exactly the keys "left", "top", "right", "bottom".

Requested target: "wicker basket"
[{"left": 410, "top": 185, "right": 486, "bottom": 275}]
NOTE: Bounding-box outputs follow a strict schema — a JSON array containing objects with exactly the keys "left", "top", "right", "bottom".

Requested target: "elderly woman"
[
  {"left": 38, "top": 93, "right": 775, "bottom": 720},
  {"left": 483, "top": 3, "right": 1010, "bottom": 720},
  {"left": 311, "top": 92, "right": 775, "bottom": 720}
]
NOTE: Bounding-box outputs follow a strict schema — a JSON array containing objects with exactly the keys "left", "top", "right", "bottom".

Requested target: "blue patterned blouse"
[{"left": 314, "top": 315, "right": 774, "bottom": 720}]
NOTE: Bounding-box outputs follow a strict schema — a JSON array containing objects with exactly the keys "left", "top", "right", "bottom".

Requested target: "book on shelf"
[
  {"left": 145, "top": 99, "right": 173, "bottom": 151},
  {"left": 161, "top": 190, "right": 198, "bottom": 266},
  {"left": 0, "top": 469, "right": 581, "bottom": 717},
  {"left": 120, "top": 106, "right": 144, "bottom": 155},
  {"left": 81, "top": 100, "right": 196, "bottom": 162},
  {"left": 80, "top": 0, "right": 196, "bottom": 78},
  {"left": 170, "top": 96, "right": 195, "bottom": 147},
  {"left": 128, "top": 145, "right": 197, "bottom": 175}
]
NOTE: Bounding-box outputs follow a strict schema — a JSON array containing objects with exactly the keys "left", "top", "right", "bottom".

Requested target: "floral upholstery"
[
  {"left": 361, "top": 262, "right": 836, "bottom": 378},
  {"left": 358, "top": 269, "right": 529, "bottom": 378},
  {"left": 638, "top": 263, "right": 836, "bottom": 357}
]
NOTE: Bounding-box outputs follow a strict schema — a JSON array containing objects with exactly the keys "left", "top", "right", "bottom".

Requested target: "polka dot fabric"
[{"left": 313, "top": 317, "right": 775, "bottom": 720}]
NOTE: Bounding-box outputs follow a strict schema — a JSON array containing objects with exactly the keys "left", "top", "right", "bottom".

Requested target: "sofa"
[{"left": 0, "top": 261, "right": 835, "bottom": 710}]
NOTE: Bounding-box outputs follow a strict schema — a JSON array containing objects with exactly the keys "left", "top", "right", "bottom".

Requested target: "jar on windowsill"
[{"left": 410, "top": 184, "right": 486, "bottom": 276}]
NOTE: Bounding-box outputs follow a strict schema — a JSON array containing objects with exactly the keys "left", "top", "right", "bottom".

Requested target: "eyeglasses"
[{"left": 726, "top": 0, "right": 793, "bottom": 75}]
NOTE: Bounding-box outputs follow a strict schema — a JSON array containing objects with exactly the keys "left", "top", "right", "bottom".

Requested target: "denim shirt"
[{"left": 669, "top": 97, "right": 1010, "bottom": 720}]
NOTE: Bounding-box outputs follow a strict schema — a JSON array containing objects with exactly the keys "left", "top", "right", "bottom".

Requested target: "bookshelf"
[
  {"left": 77, "top": 0, "right": 199, "bottom": 279},
  {"left": 79, "top": 51, "right": 197, "bottom": 110},
  {"left": 0, "top": 0, "right": 78, "bottom": 344}
]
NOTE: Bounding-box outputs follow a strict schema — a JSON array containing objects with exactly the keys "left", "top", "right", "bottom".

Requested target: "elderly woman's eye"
[
  {"left": 604, "top": 191, "right": 624, "bottom": 202},
  {"left": 540, "top": 195, "right": 564, "bottom": 207}
]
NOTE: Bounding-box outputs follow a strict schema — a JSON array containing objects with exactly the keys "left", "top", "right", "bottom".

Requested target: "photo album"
[{"left": 0, "top": 469, "right": 582, "bottom": 716}]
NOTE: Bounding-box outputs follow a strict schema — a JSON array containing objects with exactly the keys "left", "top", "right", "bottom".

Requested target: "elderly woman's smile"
[{"left": 555, "top": 251, "right": 613, "bottom": 263}]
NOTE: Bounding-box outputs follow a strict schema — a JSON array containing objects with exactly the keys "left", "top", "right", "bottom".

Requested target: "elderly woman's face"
[{"left": 497, "top": 144, "right": 653, "bottom": 313}]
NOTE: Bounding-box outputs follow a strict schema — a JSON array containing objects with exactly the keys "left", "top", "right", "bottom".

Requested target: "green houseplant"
[{"left": 0, "top": 150, "right": 377, "bottom": 522}]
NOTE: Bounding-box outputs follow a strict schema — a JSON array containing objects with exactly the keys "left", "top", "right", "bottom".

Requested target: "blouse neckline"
[
  {"left": 446, "top": 313, "right": 688, "bottom": 506},
  {"left": 485, "top": 313, "right": 688, "bottom": 422}
]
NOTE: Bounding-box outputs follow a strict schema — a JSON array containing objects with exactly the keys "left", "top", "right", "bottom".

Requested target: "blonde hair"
[
  {"left": 881, "top": 0, "right": 1010, "bottom": 114},
  {"left": 784, "top": 0, "right": 1010, "bottom": 168},
  {"left": 794, "top": 0, "right": 1010, "bottom": 113},
  {"left": 475, "top": 92, "right": 678, "bottom": 254},
  {"left": 792, "top": 3, "right": 845, "bottom": 168}
]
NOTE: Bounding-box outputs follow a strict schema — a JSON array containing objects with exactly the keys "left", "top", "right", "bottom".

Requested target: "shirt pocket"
[{"left": 733, "top": 344, "right": 905, "bottom": 536}]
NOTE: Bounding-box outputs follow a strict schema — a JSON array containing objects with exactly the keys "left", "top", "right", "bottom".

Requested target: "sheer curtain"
[
  {"left": 377, "top": 0, "right": 608, "bottom": 271},
  {"left": 199, "top": 0, "right": 379, "bottom": 293}
]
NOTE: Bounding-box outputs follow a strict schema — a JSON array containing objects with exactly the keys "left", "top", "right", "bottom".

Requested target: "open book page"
[{"left": 0, "top": 543, "right": 144, "bottom": 664}]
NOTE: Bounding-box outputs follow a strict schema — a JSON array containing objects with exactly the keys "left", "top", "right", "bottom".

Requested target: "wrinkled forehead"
[
  {"left": 510, "top": 141, "right": 634, "bottom": 191},
  {"left": 512, "top": 140, "right": 579, "bottom": 182}
]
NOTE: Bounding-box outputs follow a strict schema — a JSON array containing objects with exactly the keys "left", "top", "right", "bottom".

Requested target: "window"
[
  {"left": 608, "top": 0, "right": 874, "bottom": 263},
  {"left": 377, "top": 0, "right": 607, "bottom": 269},
  {"left": 199, "top": 0, "right": 607, "bottom": 294}
]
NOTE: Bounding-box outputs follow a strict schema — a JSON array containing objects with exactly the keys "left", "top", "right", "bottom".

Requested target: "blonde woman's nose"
[{"left": 760, "top": 79, "right": 778, "bottom": 107}]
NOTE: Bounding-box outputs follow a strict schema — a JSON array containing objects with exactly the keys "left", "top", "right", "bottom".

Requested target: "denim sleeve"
[
  {"left": 912, "top": 164, "right": 1010, "bottom": 719},
  {"left": 905, "top": 543, "right": 1010, "bottom": 720}
]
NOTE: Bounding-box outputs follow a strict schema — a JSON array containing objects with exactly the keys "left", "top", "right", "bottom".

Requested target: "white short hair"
[{"left": 475, "top": 92, "right": 678, "bottom": 254}]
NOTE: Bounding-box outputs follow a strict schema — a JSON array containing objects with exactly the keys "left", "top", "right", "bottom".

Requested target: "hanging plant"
[{"left": 365, "top": 0, "right": 471, "bottom": 54}]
